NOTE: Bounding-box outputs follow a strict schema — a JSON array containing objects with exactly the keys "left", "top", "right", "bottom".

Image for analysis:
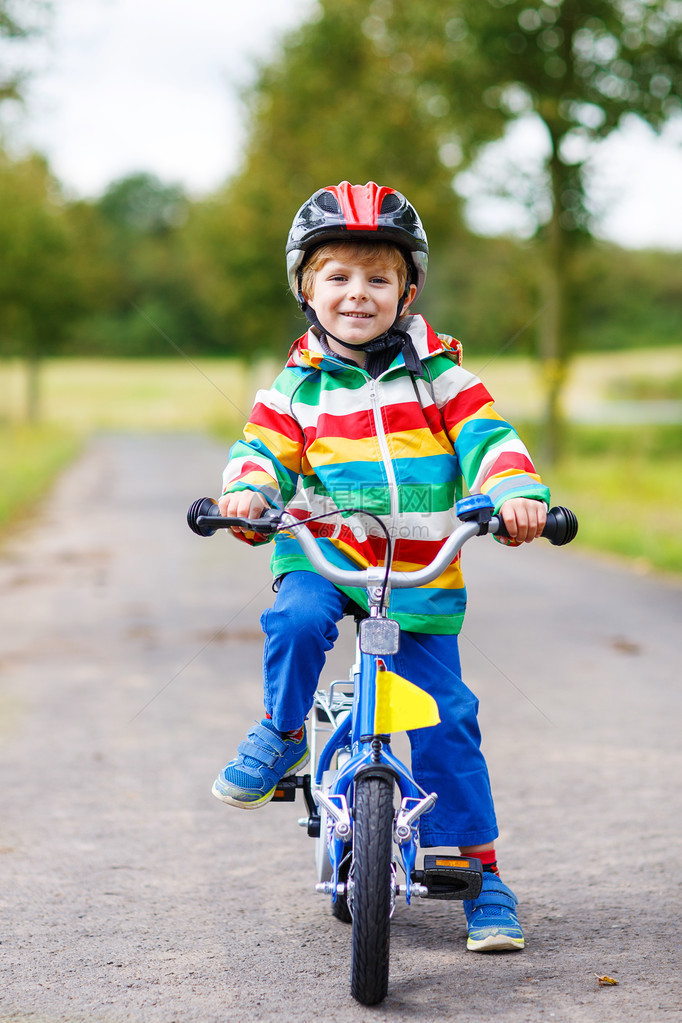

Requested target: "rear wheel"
[{"left": 349, "top": 774, "right": 394, "bottom": 1005}]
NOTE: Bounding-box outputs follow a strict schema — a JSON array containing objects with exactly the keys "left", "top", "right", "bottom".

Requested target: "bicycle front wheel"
[{"left": 350, "top": 773, "right": 394, "bottom": 1005}]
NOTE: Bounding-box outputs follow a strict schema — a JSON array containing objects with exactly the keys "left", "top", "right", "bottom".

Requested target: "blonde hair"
[{"left": 301, "top": 241, "right": 409, "bottom": 301}]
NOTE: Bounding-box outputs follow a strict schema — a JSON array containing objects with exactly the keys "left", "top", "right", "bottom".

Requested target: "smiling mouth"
[{"left": 342, "top": 312, "right": 373, "bottom": 318}]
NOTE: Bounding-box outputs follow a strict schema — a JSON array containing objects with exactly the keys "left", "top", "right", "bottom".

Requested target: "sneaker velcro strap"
[
  {"left": 236, "top": 740, "right": 281, "bottom": 768},
  {"left": 470, "top": 890, "right": 518, "bottom": 911},
  {"left": 248, "top": 723, "right": 289, "bottom": 754}
]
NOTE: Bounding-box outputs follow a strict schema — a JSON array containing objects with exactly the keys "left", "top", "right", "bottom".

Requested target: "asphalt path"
[{"left": 1, "top": 433, "right": 680, "bottom": 1023}]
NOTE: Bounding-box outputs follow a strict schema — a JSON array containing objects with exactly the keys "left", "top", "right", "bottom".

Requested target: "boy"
[{"left": 213, "top": 182, "right": 549, "bottom": 952}]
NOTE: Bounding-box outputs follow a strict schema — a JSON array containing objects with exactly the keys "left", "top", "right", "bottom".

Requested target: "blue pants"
[{"left": 260, "top": 571, "right": 498, "bottom": 848}]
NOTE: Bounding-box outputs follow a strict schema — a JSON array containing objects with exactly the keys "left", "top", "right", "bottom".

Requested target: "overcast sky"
[{"left": 5, "top": 0, "right": 682, "bottom": 250}]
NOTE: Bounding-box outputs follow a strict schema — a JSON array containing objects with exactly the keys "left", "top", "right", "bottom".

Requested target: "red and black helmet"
[{"left": 286, "top": 181, "right": 429, "bottom": 302}]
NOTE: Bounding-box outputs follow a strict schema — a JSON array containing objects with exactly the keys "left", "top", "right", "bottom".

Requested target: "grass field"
[
  {"left": 0, "top": 423, "right": 83, "bottom": 530},
  {"left": 1, "top": 351, "right": 681, "bottom": 574},
  {"left": 0, "top": 356, "right": 269, "bottom": 433},
  {"left": 543, "top": 430, "right": 682, "bottom": 576}
]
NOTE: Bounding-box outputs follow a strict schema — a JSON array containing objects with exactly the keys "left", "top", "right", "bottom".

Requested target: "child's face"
[{"left": 305, "top": 255, "right": 416, "bottom": 350}]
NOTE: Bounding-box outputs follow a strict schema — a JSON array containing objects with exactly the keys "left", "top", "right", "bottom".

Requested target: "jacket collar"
[{"left": 285, "top": 315, "right": 460, "bottom": 374}]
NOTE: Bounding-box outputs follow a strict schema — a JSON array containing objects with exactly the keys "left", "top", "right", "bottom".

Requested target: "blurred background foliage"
[{"left": 1, "top": 151, "right": 679, "bottom": 363}]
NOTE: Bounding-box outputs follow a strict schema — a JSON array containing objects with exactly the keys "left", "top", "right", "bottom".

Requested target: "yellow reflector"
[
  {"left": 435, "top": 858, "right": 469, "bottom": 868},
  {"left": 374, "top": 670, "right": 440, "bottom": 734}
]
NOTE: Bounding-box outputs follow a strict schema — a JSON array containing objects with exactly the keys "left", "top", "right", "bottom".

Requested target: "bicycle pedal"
[
  {"left": 271, "top": 778, "right": 298, "bottom": 802},
  {"left": 270, "top": 774, "right": 317, "bottom": 819},
  {"left": 413, "top": 855, "right": 483, "bottom": 901},
  {"left": 271, "top": 774, "right": 310, "bottom": 801}
]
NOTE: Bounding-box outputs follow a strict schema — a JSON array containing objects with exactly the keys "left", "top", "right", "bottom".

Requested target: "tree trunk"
[{"left": 26, "top": 352, "right": 41, "bottom": 423}]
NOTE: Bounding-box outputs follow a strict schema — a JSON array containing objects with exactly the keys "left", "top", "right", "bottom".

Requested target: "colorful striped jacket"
[{"left": 222, "top": 314, "right": 549, "bottom": 633}]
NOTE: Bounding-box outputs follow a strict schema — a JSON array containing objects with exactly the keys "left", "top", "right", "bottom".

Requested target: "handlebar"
[
  {"left": 187, "top": 497, "right": 578, "bottom": 591},
  {"left": 187, "top": 498, "right": 282, "bottom": 537},
  {"left": 494, "top": 504, "right": 578, "bottom": 547}
]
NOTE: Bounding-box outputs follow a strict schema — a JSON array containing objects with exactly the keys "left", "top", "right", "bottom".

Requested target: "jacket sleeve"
[
  {"left": 222, "top": 373, "right": 305, "bottom": 543},
  {"left": 432, "top": 356, "right": 550, "bottom": 511}
]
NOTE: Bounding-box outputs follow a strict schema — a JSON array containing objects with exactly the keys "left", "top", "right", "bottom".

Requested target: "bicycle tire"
[{"left": 350, "top": 774, "right": 394, "bottom": 1005}]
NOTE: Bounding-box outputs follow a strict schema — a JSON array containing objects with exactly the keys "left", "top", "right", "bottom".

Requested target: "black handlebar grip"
[
  {"left": 543, "top": 506, "right": 579, "bottom": 546},
  {"left": 187, "top": 498, "right": 282, "bottom": 536},
  {"left": 187, "top": 497, "right": 222, "bottom": 536},
  {"left": 495, "top": 505, "right": 578, "bottom": 546}
]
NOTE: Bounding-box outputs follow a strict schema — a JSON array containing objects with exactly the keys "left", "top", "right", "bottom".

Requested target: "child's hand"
[
  {"left": 218, "top": 490, "right": 270, "bottom": 535},
  {"left": 498, "top": 498, "right": 547, "bottom": 545}
]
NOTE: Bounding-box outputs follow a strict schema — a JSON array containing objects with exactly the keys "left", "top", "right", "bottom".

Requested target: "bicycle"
[{"left": 187, "top": 493, "right": 578, "bottom": 1005}]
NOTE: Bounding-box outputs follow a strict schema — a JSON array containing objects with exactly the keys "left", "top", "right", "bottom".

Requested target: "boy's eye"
[{"left": 324, "top": 270, "right": 392, "bottom": 285}]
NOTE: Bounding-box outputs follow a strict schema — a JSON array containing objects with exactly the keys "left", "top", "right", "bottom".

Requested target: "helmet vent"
[
  {"left": 315, "top": 191, "right": 341, "bottom": 214},
  {"left": 380, "top": 193, "right": 402, "bottom": 214}
]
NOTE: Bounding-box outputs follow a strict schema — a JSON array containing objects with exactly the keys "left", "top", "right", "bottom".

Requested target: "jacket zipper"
[{"left": 367, "top": 378, "right": 399, "bottom": 541}]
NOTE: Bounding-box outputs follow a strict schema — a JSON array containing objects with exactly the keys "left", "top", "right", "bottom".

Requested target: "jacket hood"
[{"left": 285, "top": 314, "right": 462, "bottom": 373}]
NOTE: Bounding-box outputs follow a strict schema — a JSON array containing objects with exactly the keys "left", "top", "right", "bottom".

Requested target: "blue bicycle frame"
[{"left": 313, "top": 640, "right": 433, "bottom": 906}]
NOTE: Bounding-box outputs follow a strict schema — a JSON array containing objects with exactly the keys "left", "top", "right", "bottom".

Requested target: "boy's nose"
[{"left": 347, "top": 278, "right": 369, "bottom": 300}]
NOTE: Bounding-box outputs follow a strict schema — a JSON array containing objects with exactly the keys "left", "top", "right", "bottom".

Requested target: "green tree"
[
  {"left": 572, "top": 242, "right": 682, "bottom": 352},
  {"left": 0, "top": 151, "right": 83, "bottom": 420},
  {"left": 97, "top": 172, "right": 187, "bottom": 237},
  {"left": 74, "top": 172, "right": 217, "bottom": 357},
  {"left": 367, "top": 0, "right": 682, "bottom": 458}
]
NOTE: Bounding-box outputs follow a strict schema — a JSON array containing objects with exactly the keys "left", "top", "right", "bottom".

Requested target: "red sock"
[
  {"left": 475, "top": 848, "right": 500, "bottom": 875},
  {"left": 264, "top": 714, "right": 304, "bottom": 743},
  {"left": 283, "top": 725, "right": 304, "bottom": 743}
]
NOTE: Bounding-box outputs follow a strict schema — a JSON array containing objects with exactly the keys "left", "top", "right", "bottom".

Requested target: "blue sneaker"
[
  {"left": 463, "top": 872, "right": 525, "bottom": 951},
  {"left": 212, "top": 719, "right": 309, "bottom": 809}
]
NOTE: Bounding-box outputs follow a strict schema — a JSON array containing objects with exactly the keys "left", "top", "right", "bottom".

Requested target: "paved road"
[{"left": 1, "top": 434, "right": 680, "bottom": 1023}]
